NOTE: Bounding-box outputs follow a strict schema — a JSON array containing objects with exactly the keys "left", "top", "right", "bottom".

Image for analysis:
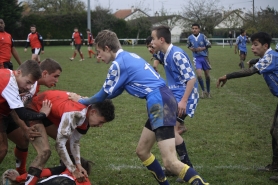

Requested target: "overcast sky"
[{"left": 85, "top": 0, "right": 278, "bottom": 16}]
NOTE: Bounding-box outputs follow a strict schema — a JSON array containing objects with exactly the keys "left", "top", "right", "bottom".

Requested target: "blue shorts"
[
  {"left": 146, "top": 86, "right": 177, "bottom": 130},
  {"left": 239, "top": 50, "right": 247, "bottom": 55},
  {"left": 194, "top": 56, "right": 211, "bottom": 70}
]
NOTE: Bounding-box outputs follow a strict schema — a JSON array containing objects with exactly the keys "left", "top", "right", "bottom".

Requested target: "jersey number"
[{"left": 144, "top": 63, "right": 160, "bottom": 79}]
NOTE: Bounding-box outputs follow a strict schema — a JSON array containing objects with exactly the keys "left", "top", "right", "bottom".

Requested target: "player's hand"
[
  {"left": 39, "top": 99, "right": 52, "bottom": 117},
  {"left": 70, "top": 42, "right": 73, "bottom": 46},
  {"left": 24, "top": 125, "right": 41, "bottom": 140},
  {"left": 189, "top": 47, "right": 195, "bottom": 52},
  {"left": 73, "top": 169, "right": 86, "bottom": 183},
  {"left": 178, "top": 101, "right": 187, "bottom": 117},
  {"left": 24, "top": 48, "right": 27, "bottom": 52},
  {"left": 4, "top": 170, "right": 19, "bottom": 181},
  {"left": 217, "top": 75, "right": 227, "bottom": 88},
  {"left": 41, "top": 51, "right": 44, "bottom": 54},
  {"left": 68, "top": 92, "right": 82, "bottom": 102},
  {"left": 76, "top": 163, "right": 88, "bottom": 178}
]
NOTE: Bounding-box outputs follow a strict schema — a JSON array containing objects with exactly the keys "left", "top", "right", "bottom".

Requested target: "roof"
[{"left": 114, "top": 9, "right": 136, "bottom": 19}]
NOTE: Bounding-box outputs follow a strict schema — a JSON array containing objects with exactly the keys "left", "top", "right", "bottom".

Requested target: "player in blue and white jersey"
[
  {"left": 235, "top": 29, "right": 250, "bottom": 69},
  {"left": 69, "top": 30, "right": 209, "bottom": 185},
  {"left": 187, "top": 23, "right": 212, "bottom": 98},
  {"left": 217, "top": 32, "right": 278, "bottom": 180},
  {"left": 151, "top": 25, "right": 199, "bottom": 183}
]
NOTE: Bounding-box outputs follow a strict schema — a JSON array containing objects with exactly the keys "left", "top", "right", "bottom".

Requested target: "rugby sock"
[
  {"left": 143, "top": 154, "right": 169, "bottom": 185},
  {"left": 240, "top": 60, "right": 244, "bottom": 68},
  {"left": 179, "top": 165, "right": 208, "bottom": 185},
  {"left": 25, "top": 167, "right": 42, "bottom": 185},
  {"left": 197, "top": 77, "right": 205, "bottom": 91},
  {"left": 73, "top": 53, "right": 77, "bottom": 58},
  {"left": 15, "top": 173, "right": 28, "bottom": 183},
  {"left": 88, "top": 51, "right": 91, "bottom": 58},
  {"left": 205, "top": 77, "right": 210, "bottom": 93},
  {"left": 176, "top": 141, "right": 193, "bottom": 168},
  {"left": 80, "top": 53, "right": 84, "bottom": 59},
  {"left": 14, "top": 146, "right": 28, "bottom": 175},
  {"left": 90, "top": 50, "right": 95, "bottom": 55}
]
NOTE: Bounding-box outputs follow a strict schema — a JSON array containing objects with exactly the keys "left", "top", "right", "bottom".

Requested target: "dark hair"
[
  {"left": 86, "top": 29, "right": 90, "bottom": 31},
  {"left": 240, "top": 29, "right": 245, "bottom": 34},
  {"left": 192, "top": 23, "right": 200, "bottom": 28},
  {"left": 95, "top": 30, "right": 121, "bottom": 53},
  {"left": 250, "top": 32, "right": 272, "bottom": 49},
  {"left": 18, "top": 60, "right": 41, "bottom": 80},
  {"left": 40, "top": 58, "right": 62, "bottom": 74},
  {"left": 91, "top": 99, "right": 115, "bottom": 122},
  {"left": 30, "top": 24, "right": 36, "bottom": 28},
  {"left": 80, "top": 157, "right": 94, "bottom": 175},
  {"left": 74, "top": 27, "right": 78, "bottom": 29},
  {"left": 151, "top": 25, "right": 171, "bottom": 44},
  {"left": 145, "top": 36, "right": 152, "bottom": 45}
]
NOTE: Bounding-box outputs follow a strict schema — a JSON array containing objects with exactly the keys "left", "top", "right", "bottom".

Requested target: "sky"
[{"left": 84, "top": 0, "right": 278, "bottom": 16}]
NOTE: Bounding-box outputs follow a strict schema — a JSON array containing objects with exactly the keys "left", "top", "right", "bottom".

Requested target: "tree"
[
  {"left": 181, "top": 0, "right": 223, "bottom": 36},
  {"left": 26, "top": 0, "right": 86, "bottom": 14},
  {"left": 0, "top": 0, "right": 23, "bottom": 35}
]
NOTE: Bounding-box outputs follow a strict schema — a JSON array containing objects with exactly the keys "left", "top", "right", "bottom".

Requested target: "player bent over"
[
  {"left": 69, "top": 30, "right": 209, "bottom": 185},
  {"left": 217, "top": 32, "right": 278, "bottom": 182}
]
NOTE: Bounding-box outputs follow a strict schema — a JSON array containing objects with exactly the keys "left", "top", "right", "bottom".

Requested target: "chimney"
[{"left": 131, "top": 6, "right": 134, "bottom": 13}]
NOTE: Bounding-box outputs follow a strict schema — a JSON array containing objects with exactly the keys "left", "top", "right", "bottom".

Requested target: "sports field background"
[{"left": 1, "top": 43, "right": 277, "bottom": 184}]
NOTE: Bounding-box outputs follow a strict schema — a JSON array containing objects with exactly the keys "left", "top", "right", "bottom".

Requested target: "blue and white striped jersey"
[
  {"left": 235, "top": 35, "right": 248, "bottom": 52},
  {"left": 187, "top": 33, "right": 211, "bottom": 57}
]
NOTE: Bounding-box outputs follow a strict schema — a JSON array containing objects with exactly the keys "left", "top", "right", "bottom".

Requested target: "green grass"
[{"left": 1, "top": 43, "right": 277, "bottom": 184}]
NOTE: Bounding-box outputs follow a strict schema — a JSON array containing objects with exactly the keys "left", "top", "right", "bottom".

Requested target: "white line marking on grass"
[{"left": 109, "top": 164, "right": 145, "bottom": 170}]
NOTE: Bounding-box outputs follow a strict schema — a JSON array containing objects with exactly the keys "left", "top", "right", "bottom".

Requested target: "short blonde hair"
[{"left": 95, "top": 30, "right": 121, "bottom": 53}]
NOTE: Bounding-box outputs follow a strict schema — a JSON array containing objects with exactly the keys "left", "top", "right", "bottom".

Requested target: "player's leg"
[
  {"left": 259, "top": 104, "right": 278, "bottom": 172},
  {"left": 70, "top": 46, "right": 78, "bottom": 61},
  {"left": 239, "top": 51, "right": 245, "bottom": 69},
  {"left": 136, "top": 120, "right": 169, "bottom": 185},
  {"left": 26, "top": 121, "right": 51, "bottom": 185},
  {"left": 87, "top": 46, "right": 92, "bottom": 58},
  {"left": 77, "top": 45, "right": 84, "bottom": 61},
  {"left": 194, "top": 57, "right": 206, "bottom": 98},
  {"left": 7, "top": 116, "right": 29, "bottom": 175},
  {"left": 201, "top": 57, "right": 211, "bottom": 98}
]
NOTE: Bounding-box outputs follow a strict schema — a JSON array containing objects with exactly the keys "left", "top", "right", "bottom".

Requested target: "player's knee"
[
  {"left": 135, "top": 147, "right": 148, "bottom": 160},
  {"left": 39, "top": 148, "right": 51, "bottom": 163},
  {"left": 0, "top": 146, "right": 8, "bottom": 161}
]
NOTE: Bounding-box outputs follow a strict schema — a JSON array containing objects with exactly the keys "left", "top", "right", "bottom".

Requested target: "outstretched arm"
[{"left": 217, "top": 67, "right": 259, "bottom": 88}]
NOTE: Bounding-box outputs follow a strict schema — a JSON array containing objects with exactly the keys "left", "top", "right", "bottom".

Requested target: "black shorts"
[
  {"left": 31, "top": 48, "right": 42, "bottom": 55},
  {"left": 1, "top": 61, "right": 13, "bottom": 70},
  {"left": 0, "top": 114, "right": 20, "bottom": 134},
  {"left": 37, "top": 176, "right": 75, "bottom": 185},
  {"left": 74, "top": 44, "right": 82, "bottom": 51}
]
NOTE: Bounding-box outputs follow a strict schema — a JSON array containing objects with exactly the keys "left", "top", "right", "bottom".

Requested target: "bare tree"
[{"left": 181, "top": 0, "right": 223, "bottom": 35}]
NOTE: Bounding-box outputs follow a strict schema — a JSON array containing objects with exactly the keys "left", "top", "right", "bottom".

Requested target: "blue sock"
[
  {"left": 198, "top": 77, "right": 205, "bottom": 91},
  {"left": 176, "top": 141, "right": 193, "bottom": 167},
  {"left": 143, "top": 154, "right": 169, "bottom": 185},
  {"left": 205, "top": 77, "right": 210, "bottom": 93},
  {"left": 179, "top": 165, "right": 208, "bottom": 185}
]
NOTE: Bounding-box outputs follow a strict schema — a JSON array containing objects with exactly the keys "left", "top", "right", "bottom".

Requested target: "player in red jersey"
[
  {"left": 24, "top": 24, "right": 44, "bottom": 63},
  {"left": 19, "top": 90, "right": 115, "bottom": 185},
  {"left": 1, "top": 58, "right": 62, "bottom": 176},
  {"left": 86, "top": 29, "right": 95, "bottom": 58},
  {"left": 70, "top": 27, "right": 84, "bottom": 61},
  {"left": 4, "top": 157, "right": 93, "bottom": 185},
  {"left": 0, "top": 19, "right": 22, "bottom": 69}
]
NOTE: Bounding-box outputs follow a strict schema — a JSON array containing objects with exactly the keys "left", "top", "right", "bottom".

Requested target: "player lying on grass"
[
  {"left": 22, "top": 90, "right": 114, "bottom": 185},
  {"left": 217, "top": 32, "right": 278, "bottom": 182},
  {"left": 69, "top": 29, "right": 209, "bottom": 185},
  {"left": 3, "top": 157, "right": 93, "bottom": 185},
  {"left": 2, "top": 58, "right": 62, "bottom": 176}
]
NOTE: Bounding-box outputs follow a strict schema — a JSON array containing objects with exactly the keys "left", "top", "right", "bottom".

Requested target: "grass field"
[{"left": 1, "top": 43, "right": 278, "bottom": 185}]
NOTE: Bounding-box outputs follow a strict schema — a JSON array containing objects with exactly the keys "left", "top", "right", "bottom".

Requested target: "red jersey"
[
  {"left": 0, "top": 31, "right": 13, "bottom": 63},
  {"left": 27, "top": 90, "right": 88, "bottom": 130},
  {"left": 26, "top": 32, "right": 43, "bottom": 49},
  {"left": 72, "top": 32, "right": 83, "bottom": 45},
  {"left": 0, "top": 69, "right": 24, "bottom": 116},
  {"left": 87, "top": 33, "right": 94, "bottom": 44}
]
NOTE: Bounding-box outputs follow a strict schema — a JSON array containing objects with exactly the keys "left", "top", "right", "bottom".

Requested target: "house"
[{"left": 113, "top": 6, "right": 149, "bottom": 21}]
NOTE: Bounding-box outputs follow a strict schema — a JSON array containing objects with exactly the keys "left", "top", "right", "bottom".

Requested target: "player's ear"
[{"left": 42, "top": 70, "right": 48, "bottom": 78}]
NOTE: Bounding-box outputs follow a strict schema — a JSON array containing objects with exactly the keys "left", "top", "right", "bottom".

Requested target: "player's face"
[
  {"left": 146, "top": 43, "right": 155, "bottom": 54},
  {"left": 41, "top": 70, "right": 61, "bottom": 88},
  {"left": 151, "top": 30, "right": 162, "bottom": 53},
  {"left": 95, "top": 45, "right": 114, "bottom": 64},
  {"left": 87, "top": 109, "right": 106, "bottom": 127},
  {"left": 16, "top": 72, "right": 36, "bottom": 93},
  {"left": 192, "top": 26, "right": 200, "bottom": 35},
  {"left": 0, "top": 19, "right": 5, "bottom": 32},
  {"left": 74, "top": 29, "right": 78, "bottom": 32},
  {"left": 30, "top": 27, "right": 36, "bottom": 33},
  {"left": 251, "top": 39, "right": 268, "bottom": 58}
]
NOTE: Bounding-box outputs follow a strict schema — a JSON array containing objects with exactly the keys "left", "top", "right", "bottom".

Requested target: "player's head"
[
  {"left": 15, "top": 60, "right": 42, "bottom": 93},
  {"left": 94, "top": 30, "right": 121, "bottom": 64},
  {"left": 240, "top": 29, "right": 246, "bottom": 36},
  {"left": 74, "top": 27, "right": 78, "bottom": 32},
  {"left": 87, "top": 99, "right": 115, "bottom": 127},
  {"left": 1, "top": 169, "right": 19, "bottom": 185},
  {"left": 250, "top": 32, "right": 272, "bottom": 57},
  {"left": 0, "top": 19, "right": 5, "bottom": 32},
  {"left": 191, "top": 23, "right": 200, "bottom": 35},
  {"left": 39, "top": 58, "right": 62, "bottom": 88},
  {"left": 30, "top": 24, "right": 36, "bottom": 33},
  {"left": 151, "top": 25, "right": 171, "bottom": 53},
  {"left": 145, "top": 36, "right": 155, "bottom": 54},
  {"left": 86, "top": 28, "right": 90, "bottom": 33},
  {"left": 80, "top": 157, "right": 94, "bottom": 175}
]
